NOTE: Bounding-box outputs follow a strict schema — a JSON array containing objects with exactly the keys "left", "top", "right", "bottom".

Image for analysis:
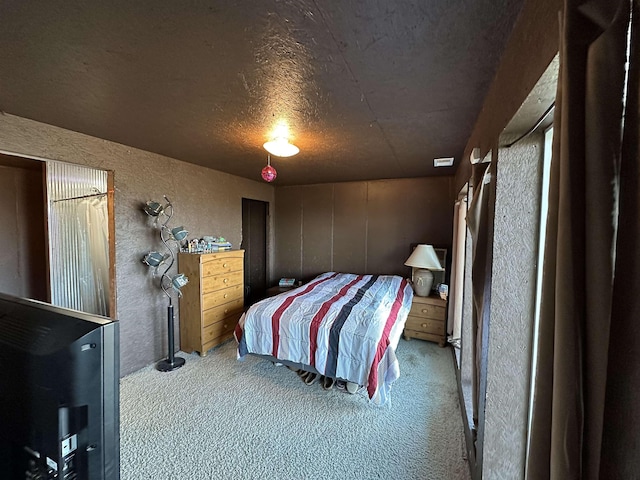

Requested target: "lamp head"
[
  {"left": 143, "top": 201, "right": 164, "bottom": 217},
  {"left": 170, "top": 226, "right": 189, "bottom": 242},
  {"left": 171, "top": 273, "right": 189, "bottom": 294},
  {"left": 142, "top": 251, "right": 167, "bottom": 268}
]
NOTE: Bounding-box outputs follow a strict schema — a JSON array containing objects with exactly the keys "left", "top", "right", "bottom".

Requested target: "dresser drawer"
[
  {"left": 179, "top": 250, "right": 245, "bottom": 356},
  {"left": 403, "top": 329, "right": 444, "bottom": 345},
  {"left": 202, "top": 257, "right": 243, "bottom": 276},
  {"left": 202, "top": 284, "right": 244, "bottom": 310},
  {"left": 409, "top": 302, "right": 445, "bottom": 320},
  {"left": 404, "top": 294, "right": 447, "bottom": 347},
  {"left": 405, "top": 315, "right": 444, "bottom": 336},
  {"left": 202, "top": 270, "right": 243, "bottom": 293},
  {"left": 202, "top": 314, "right": 239, "bottom": 346},
  {"left": 202, "top": 297, "right": 244, "bottom": 328}
]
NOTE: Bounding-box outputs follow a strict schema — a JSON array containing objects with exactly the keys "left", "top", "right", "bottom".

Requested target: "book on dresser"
[{"left": 178, "top": 250, "right": 245, "bottom": 356}]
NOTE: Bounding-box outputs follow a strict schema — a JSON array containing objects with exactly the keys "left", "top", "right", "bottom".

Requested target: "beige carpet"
[{"left": 120, "top": 338, "right": 470, "bottom": 480}]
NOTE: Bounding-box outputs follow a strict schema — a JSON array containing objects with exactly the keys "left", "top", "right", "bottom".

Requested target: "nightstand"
[
  {"left": 264, "top": 285, "right": 295, "bottom": 298},
  {"left": 403, "top": 294, "right": 447, "bottom": 347}
]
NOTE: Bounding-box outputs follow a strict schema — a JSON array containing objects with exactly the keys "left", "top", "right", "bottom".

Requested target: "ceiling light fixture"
[{"left": 263, "top": 137, "right": 300, "bottom": 157}]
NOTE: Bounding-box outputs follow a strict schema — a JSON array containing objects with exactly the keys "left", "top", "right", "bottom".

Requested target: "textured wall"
[
  {"left": 481, "top": 135, "right": 543, "bottom": 478},
  {"left": 456, "top": 0, "right": 562, "bottom": 193},
  {"left": 0, "top": 113, "right": 275, "bottom": 376},
  {"left": 0, "top": 161, "right": 47, "bottom": 300},
  {"left": 273, "top": 177, "right": 455, "bottom": 281}
]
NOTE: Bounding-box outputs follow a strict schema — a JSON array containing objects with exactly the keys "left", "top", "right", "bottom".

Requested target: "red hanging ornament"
[
  {"left": 261, "top": 155, "right": 277, "bottom": 182},
  {"left": 261, "top": 165, "right": 277, "bottom": 182}
]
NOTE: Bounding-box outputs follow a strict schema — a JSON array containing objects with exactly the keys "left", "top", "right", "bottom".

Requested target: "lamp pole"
[{"left": 156, "top": 297, "right": 184, "bottom": 371}]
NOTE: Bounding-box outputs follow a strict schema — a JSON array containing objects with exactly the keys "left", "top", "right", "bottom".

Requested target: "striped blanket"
[{"left": 234, "top": 272, "right": 413, "bottom": 405}]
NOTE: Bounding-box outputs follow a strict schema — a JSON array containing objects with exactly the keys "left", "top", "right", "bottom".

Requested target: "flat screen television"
[{"left": 0, "top": 292, "right": 120, "bottom": 479}]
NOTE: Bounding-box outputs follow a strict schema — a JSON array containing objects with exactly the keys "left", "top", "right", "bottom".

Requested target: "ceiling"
[{"left": 0, "top": 1, "right": 526, "bottom": 186}]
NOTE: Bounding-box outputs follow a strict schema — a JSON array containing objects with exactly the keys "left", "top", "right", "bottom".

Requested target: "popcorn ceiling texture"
[
  {"left": 0, "top": 113, "right": 275, "bottom": 375},
  {"left": 0, "top": 1, "right": 527, "bottom": 186}
]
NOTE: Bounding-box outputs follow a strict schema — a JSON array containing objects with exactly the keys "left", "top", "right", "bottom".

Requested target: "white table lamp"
[{"left": 404, "top": 244, "right": 443, "bottom": 296}]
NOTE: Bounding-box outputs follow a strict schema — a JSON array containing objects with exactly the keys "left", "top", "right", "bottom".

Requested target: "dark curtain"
[
  {"left": 527, "top": 0, "right": 639, "bottom": 478},
  {"left": 466, "top": 159, "right": 494, "bottom": 430},
  {"left": 601, "top": 0, "right": 640, "bottom": 475}
]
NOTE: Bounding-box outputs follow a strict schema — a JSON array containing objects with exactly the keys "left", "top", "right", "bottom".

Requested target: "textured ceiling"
[{"left": 0, "top": 0, "right": 526, "bottom": 186}]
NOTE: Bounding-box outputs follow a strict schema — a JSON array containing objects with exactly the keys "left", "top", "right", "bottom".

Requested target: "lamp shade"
[
  {"left": 171, "top": 273, "right": 189, "bottom": 291},
  {"left": 142, "top": 251, "right": 166, "bottom": 267},
  {"left": 404, "top": 245, "right": 443, "bottom": 270},
  {"left": 170, "top": 226, "right": 189, "bottom": 242},
  {"left": 143, "top": 201, "right": 164, "bottom": 217}
]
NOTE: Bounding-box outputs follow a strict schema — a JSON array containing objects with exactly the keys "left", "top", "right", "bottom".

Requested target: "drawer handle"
[
  {"left": 223, "top": 293, "right": 228, "bottom": 298},
  {"left": 421, "top": 309, "right": 428, "bottom": 314},
  {"left": 422, "top": 323, "right": 428, "bottom": 328},
  {"left": 224, "top": 309, "right": 229, "bottom": 314},
  {"left": 223, "top": 278, "right": 229, "bottom": 283},
  {"left": 223, "top": 263, "right": 228, "bottom": 268}
]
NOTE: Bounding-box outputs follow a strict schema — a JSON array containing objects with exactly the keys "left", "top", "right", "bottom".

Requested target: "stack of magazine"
[
  {"left": 210, "top": 241, "right": 232, "bottom": 251},
  {"left": 183, "top": 238, "right": 233, "bottom": 253}
]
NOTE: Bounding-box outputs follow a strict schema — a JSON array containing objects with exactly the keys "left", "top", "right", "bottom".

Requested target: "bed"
[{"left": 234, "top": 272, "right": 413, "bottom": 405}]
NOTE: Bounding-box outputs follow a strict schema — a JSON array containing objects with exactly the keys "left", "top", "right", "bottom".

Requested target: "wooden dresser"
[
  {"left": 403, "top": 294, "right": 447, "bottom": 347},
  {"left": 178, "top": 250, "right": 244, "bottom": 356}
]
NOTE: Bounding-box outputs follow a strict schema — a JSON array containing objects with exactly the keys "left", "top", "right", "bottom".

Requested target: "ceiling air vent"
[{"left": 433, "top": 157, "right": 454, "bottom": 167}]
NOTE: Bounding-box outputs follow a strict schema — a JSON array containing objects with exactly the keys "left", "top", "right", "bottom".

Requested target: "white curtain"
[
  {"left": 447, "top": 196, "right": 467, "bottom": 344},
  {"left": 47, "top": 161, "right": 110, "bottom": 316}
]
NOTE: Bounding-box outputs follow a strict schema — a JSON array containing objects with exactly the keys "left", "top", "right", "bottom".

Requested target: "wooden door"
[{"left": 241, "top": 198, "right": 268, "bottom": 306}]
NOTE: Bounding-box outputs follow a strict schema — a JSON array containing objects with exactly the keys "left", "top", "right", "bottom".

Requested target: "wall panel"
[
  {"left": 369, "top": 177, "right": 453, "bottom": 275},
  {"left": 273, "top": 186, "right": 303, "bottom": 280},
  {"left": 367, "top": 180, "right": 412, "bottom": 275},
  {"left": 301, "top": 185, "right": 333, "bottom": 279},
  {"left": 274, "top": 176, "right": 454, "bottom": 282},
  {"left": 333, "top": 182, "right": 367, "bottom": 273}
]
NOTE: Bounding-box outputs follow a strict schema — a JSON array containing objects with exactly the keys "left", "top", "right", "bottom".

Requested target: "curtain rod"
[
  {"left": 51, "top": 191, "right": 108, "bottom": 203},
  {"left": 503, "top": 102, "right": 555, "bottom": 148}
]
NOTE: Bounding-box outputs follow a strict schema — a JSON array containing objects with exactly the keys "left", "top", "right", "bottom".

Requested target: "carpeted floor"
[{"left": 120, "top": 338, "right": 470, "bottom": 480}]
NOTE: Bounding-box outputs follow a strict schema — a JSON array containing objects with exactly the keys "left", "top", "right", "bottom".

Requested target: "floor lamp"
[{"left": 142, "top": 196, "right": 189, "bottom": 372}]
